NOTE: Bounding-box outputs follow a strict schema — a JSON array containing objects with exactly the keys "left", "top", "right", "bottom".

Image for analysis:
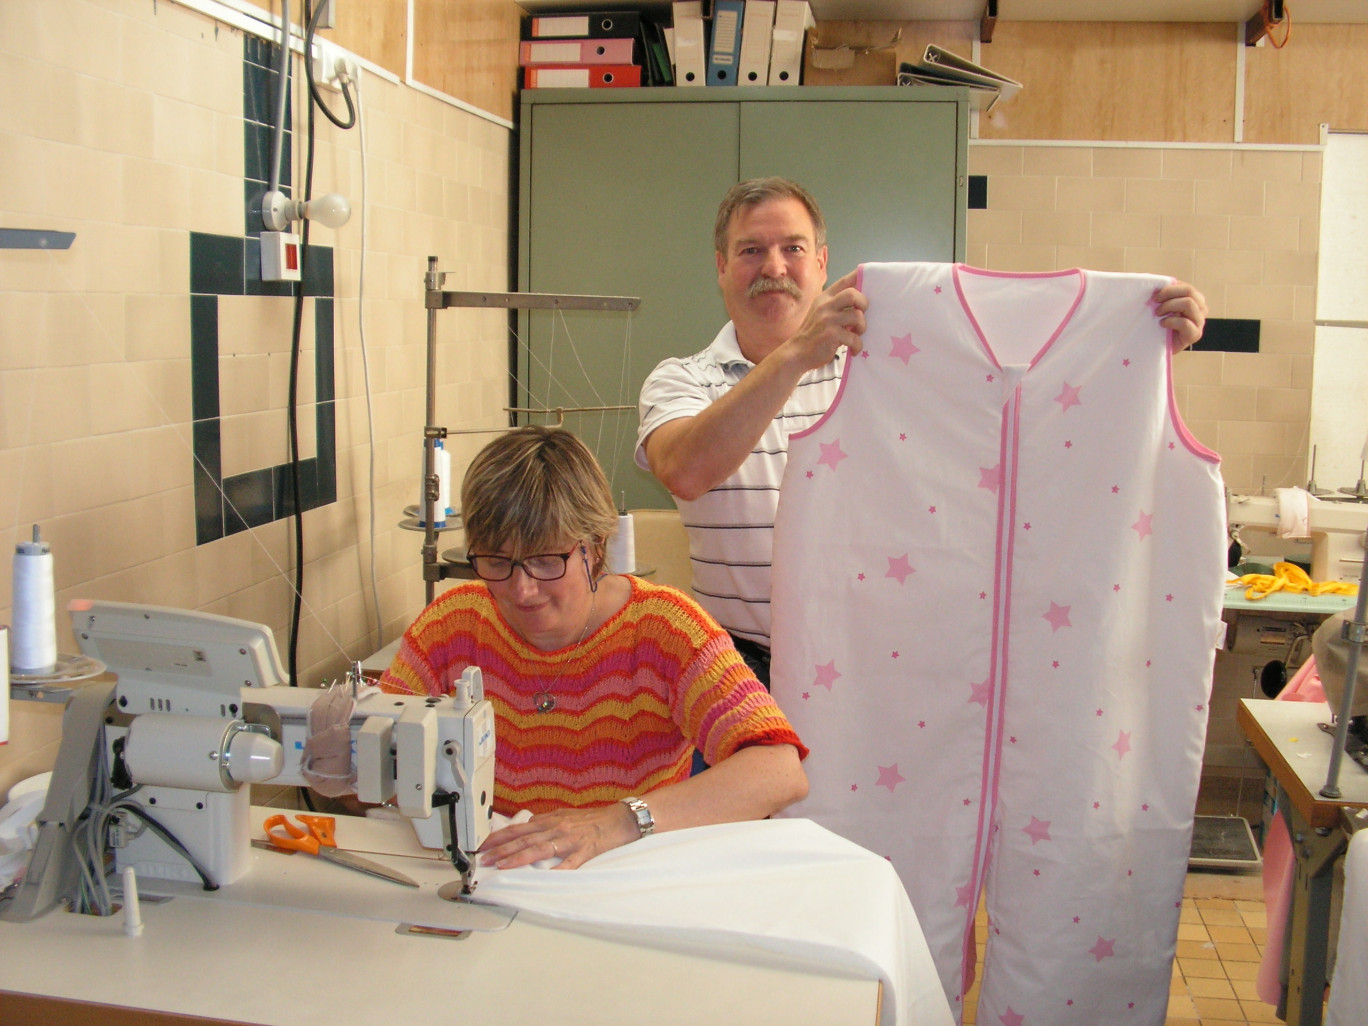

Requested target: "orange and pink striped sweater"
[{"left": 379, "top": 576, "right": 806, "bottom": 816}]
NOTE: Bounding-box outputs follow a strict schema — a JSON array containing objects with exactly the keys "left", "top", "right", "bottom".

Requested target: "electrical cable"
[
  {"left": 303, "top": 0, "right": 356, "bottom": 130},
  {"left": 1262, "top": 1, "right": 1291, "bottom": 48},
  {"left": 283, "top": 0, "right": 358, "bottom": 684},
  {"left": 285, "top": 30, "right": 315, "bottom": 687},
  {"left": 353, "top": 66, "right": 386, "bottom": 647},
  {"left": 104, "top": 801, "right": 220, "bottom": 893}
]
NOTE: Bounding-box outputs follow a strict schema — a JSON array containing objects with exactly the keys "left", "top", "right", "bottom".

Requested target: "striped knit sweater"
[{"left": 379, "top": 576, "right": 807, "bottom": 816}]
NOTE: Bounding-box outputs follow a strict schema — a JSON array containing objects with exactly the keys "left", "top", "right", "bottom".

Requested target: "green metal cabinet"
[{"left": 517, "top": 86, "right": 968, "bottom": 508}]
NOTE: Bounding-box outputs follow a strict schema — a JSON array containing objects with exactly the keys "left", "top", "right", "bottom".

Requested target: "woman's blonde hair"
[{"left": 461, "top": 426, "right": 618, "bottom": 577}]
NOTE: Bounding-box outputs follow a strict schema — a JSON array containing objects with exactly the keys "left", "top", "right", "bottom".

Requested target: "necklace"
[{"left": 532, "top": 591, "right": 597, "bottom": 713}]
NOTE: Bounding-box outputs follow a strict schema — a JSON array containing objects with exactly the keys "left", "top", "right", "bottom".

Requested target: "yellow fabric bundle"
[{"left": 1237, "top": 561, "right": 1360, "bottom": 601}]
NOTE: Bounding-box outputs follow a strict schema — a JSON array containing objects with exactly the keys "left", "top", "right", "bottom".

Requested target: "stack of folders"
[
  {"left": 897, "top": 44, "right": 1022, "bottom": 112},
  {"left": 672, "top": 0, "right": 812, "bottom": 87},
  {"left": 521, "top": 10, "right": 644, "bottom": 89}
]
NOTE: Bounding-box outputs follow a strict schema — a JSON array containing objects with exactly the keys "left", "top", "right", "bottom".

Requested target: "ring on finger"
[{"left": 551, "top": 841, "right": 558, "bottom": 856}]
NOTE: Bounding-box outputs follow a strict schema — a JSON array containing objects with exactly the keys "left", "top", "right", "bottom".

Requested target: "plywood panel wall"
[
  {"left": 330, "top": 0, "right": 407, "bottom": 81},
  {"left": 972, "top": 22, "right": 1238, "bottom": 142},
  {"left": 413, "top": 0, "right": 522, "bottom": 123},
  {"left": 1244, "top": 24, "right": 1368, "bottom": 144},
  {"left": 245, "top": 0, "right": 522, "bottom": 123}
]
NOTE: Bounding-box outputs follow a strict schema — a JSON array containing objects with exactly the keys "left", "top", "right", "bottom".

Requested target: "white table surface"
[{"left": 0, "top": 809, "right": 881, "bottom": 1026}]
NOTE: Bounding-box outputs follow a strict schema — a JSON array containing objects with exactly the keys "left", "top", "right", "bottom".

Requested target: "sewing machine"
[
  {"left": 2, "top": 600, "right": 494, "bottom": 921},
  {"left": 1226, "top": 492, "right": 1368, "bottom": 584}
]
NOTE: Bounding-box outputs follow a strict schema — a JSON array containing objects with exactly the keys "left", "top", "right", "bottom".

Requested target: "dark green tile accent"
[
  {"left": 193, "top": 419, "right": 223, "bottom": 545},
  {"left": 968, "top": 175, "right": 987, "bottom": 209},
  {"left": 1191, "top": 317, "right": 1261, "bottom": 353},
  {"left": 190, "top": 232, "right": 244, "bottom": 295},
  {"left": 224, "top": 469, "right": 276, "bottom": 535},
  {"left": 243, "top": 121, "right": 276, "bottom": 186},
  {"left": 189, "top": 33, "right": 338, "bottom": 545},
  {"left": 303, "top": 243, "right": 333, "bottom": 297},
  {"left": 273, "top": 459, "right": 320, "bottom": 519},
  {"left": 190, "top": 294, "right": 220, "bottom": 420},
  {"left": 313, "top": 298, "right": 334, "bottom": 401},
  {"left": 315, "top": 402, "right": 337, "bottom": 503}
]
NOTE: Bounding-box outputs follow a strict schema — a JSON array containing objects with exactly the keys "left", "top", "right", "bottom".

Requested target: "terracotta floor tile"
[
  {"left": 1208, "top": 924, "right": 1255, "bottom": 945},
  {"left": 1177, "top": 956, "right": 1227, "bottom": 980},
  {"left": 1199, "top": 908, "right": 1245, "bottom": 927},
  {"left": 1223, "top": 960, "right": 1260, "bottom": 981},
  {"left": 1186, "top": 975, "right": 1238, "bottom": 1000},
  {"left": 1177, "top": 922, "right": 1212, "bottom": 942},
  {"left": 1217, "top": 941, "right": 1263, "bottom": 963},
  {"left": 1195, "top": 897, "right": 1239, "bottom": 910},
  {"left": 1230, "top": 977, "right": 1262, "bottom": 1001},
  {"left": 1176, "top": 939, "right": 1220, "bottom": 959},
  {"left": 1166, "top": 994, "right": 1199, "bottom": 1018},
  {"left": 1192, "top": 995, "right": 1246, "bottom": 1019}
]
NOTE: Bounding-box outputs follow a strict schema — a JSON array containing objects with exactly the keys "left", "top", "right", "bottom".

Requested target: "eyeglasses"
[{"left": 466, "top": 548, "right": 579, "bottom": 583}]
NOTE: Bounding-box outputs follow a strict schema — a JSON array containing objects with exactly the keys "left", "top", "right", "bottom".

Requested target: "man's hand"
[
  {"left": 1153, "top": 280, "right": 1207, "bottom": 351},
  {"left": 783, "top": 268, "right": 868, "bottom": 370}
]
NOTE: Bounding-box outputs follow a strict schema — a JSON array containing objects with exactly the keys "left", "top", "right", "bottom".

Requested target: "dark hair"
[
  {"left": 713, "top": 177, "right": 827, "bottom": 254},
  {"left": 460, "top": 426, "right": 617, "bottom": 576}
]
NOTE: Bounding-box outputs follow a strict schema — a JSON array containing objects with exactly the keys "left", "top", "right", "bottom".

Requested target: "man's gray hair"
[{"left": 713, "top": 177, "right": 827, "bottom": 255}]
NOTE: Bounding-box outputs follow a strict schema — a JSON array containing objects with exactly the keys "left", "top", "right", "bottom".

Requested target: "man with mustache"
[{"left": 635, "top": 177, "right": 1207, "bottom": 686}]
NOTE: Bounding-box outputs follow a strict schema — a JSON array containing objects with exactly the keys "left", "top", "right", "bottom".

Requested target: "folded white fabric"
[
  {"left": 473, "top": 817, "right": 954, "bottom": 1026},
  {"left": 1274, "top": 486, "right": 1311, "bottom": 539}
]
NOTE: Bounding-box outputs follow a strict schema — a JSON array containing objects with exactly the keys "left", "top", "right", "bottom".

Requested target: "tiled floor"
[{"left": 958, "top": 771, "right": 1325, "bottom": 1025}]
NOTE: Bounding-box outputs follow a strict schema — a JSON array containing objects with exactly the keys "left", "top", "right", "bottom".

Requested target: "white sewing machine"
[
  {"left": 2, "top": 601, "right": 494, "bottom": 921},
  {"left": 1227, "top": 492, "right": 1368, "bottom": 584}
]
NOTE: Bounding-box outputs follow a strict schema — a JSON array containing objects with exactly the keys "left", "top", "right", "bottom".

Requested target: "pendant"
[{"left": 533, "top": 691, "right": 556, "bottom": 713}]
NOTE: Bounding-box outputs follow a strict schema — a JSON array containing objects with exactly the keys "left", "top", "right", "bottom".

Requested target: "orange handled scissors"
[
  {"left": 264, "top": 813, "right": 339, "bottom": 854},
  {"left": 260, "top": 814, "right": 418, "bottom": 888}
]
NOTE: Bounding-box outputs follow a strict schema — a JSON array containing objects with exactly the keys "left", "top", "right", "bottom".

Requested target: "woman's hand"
[{"left": 479, "top": 803, "right": 639, "bottom": 870}]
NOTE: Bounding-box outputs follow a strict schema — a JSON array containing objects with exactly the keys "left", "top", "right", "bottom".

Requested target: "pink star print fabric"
[{"left": 770, "top": 263, "right": 1228, "bottom": 1025}]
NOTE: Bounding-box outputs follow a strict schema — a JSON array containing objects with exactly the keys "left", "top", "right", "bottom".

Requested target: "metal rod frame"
[{"left": 418, "top": 256, "right": 640, "bottom": 604}]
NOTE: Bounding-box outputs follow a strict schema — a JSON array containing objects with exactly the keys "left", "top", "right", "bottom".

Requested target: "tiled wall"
[
  {"left": 967, "top": 143, "right": 1321, "bottom": 495},
  {"left": 0, "top": 0, "right": 512, "bottom": 795}
]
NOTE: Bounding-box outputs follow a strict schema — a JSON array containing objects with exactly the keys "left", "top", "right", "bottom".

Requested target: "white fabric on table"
[{"left": 473, "top": 817, "right": 954, "bottom": 1026}]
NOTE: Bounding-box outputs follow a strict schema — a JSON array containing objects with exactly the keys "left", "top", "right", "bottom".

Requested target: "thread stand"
[{"left": 418, "top": 256, "right": 639, "bottom": 604}]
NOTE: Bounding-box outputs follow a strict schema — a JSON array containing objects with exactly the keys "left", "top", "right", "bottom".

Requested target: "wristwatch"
[{"left": 620, "top": 796, "right": 655, "bottom": 838}]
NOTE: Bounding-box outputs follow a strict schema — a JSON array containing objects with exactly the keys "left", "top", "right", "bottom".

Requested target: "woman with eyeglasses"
[{"left": 379, "top": 426, "right": 808, "bottom": 870}]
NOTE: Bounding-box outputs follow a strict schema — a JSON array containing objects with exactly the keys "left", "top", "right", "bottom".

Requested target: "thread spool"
[
  {"left": 608, "top": 511, "right": 636, "bottom": 576},
  {"left": 122, "top": 865, "right": 144, "bottom": 937},
  {"left": 11, "top": 525, "right": 57, "bottom": 674},
  {"left": 418, "top": 440, "right": 452, "bottom": 528},
  {"left": 436, "top": 439, "right": 452, "bottom": 521}
]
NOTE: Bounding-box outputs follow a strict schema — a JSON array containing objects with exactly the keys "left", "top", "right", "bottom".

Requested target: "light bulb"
[
  {"left": 302, "top": 193, "right": 351, "bottom": 229},
  {"left": 261, "top": 190, "right": 352, "bottom": 232}
]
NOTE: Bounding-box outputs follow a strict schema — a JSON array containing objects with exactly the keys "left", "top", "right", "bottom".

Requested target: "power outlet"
[{"left": 311, "top": 39, "right": 352, "bottom": 93}]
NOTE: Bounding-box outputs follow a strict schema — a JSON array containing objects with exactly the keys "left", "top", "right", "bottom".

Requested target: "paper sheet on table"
[{"left": 473, "top": 817, "right": 954, "bottom": 1026}]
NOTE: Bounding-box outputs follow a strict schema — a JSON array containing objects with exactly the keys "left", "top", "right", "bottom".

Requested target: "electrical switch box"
[{"left": 260, "top": 231, "right": 301, "bottom": 282}]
